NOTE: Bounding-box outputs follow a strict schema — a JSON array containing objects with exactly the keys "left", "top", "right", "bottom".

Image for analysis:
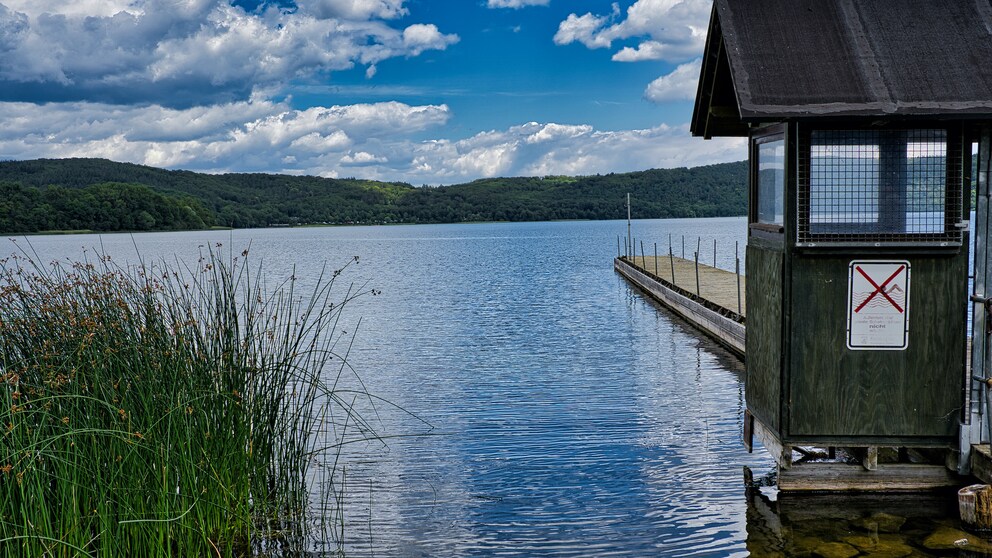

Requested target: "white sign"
[{"left": 846, "top": 260, "right": 911, "bottom": 350}]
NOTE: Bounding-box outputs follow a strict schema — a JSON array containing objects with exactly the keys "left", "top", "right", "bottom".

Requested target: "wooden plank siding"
[
  {"left": 788, "top": 253, "right": 968, "bottom": 441},
  {"left": 745, "top": 247, "right": 784, "bottom": 435}
]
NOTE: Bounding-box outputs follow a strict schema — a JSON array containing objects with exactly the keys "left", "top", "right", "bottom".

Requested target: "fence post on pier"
[
  {"left": 681, "top": 235, "right": 685, "bottom": 259},
  {"left": 654, "top": 243, "right": 658, "bottom": 276},
  {"left": 623, "top": 237, "right": 628, "bottom": 260},
  {"left": 617, "top": 236, "right": 621, "bottom": 259},
  {"left": 736, "top": 241, "right": 742, "bottom": 316},
  {"left": 694, "top": 251, "right": 700, "bottom": 297},
  {"left": 713, "top": 239, "right": 717, "bottom": 269},
  {"left": 670, "top": 245, "right": 676, "bottom": 285},
  {"left": 640, "top": 240, "right": 645, "bottom": 269}
]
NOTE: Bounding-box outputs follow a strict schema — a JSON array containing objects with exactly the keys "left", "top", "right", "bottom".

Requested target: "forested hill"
[{"left": 0, "top": 158, "right": 746, "bottom": 234}]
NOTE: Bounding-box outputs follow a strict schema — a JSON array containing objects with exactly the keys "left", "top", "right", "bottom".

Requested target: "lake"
[{"left": 1, "top": 218, "right": 968, "bottom": 557}]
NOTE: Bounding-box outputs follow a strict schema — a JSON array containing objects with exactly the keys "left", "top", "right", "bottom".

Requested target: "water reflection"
[{"left": 745, "top": 488, "right": 990, "bottom": 557}]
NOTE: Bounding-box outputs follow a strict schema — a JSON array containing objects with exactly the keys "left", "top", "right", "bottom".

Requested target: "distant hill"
[{"left": 0, "top": 158, "right": 747, "bottom": 234}]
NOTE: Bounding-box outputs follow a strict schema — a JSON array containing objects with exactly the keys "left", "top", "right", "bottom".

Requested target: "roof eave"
[{"left": 691, "top": 2, "right": 746, "bottom": 138}]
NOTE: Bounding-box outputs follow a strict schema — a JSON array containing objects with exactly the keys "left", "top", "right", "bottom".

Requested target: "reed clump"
[{"left": 0, "top": 246, "right": 370, "bottom": 556}]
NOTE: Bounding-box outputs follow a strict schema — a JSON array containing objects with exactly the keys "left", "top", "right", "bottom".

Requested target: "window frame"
[
  {"left": 750, "top": 125, "right": 788, "bottom": 239},
  {"left": 795, "top": 124, "right": 964, "bottom": 248}
]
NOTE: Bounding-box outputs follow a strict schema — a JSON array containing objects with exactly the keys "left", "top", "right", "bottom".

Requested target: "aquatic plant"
[{"left": 0, "top": 244, "right": 377, "bottom": 557}]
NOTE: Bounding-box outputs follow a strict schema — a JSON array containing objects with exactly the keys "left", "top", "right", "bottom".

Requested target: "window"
[
  {"left": 797, "top": 129, "right": 962, "bottom": 246},
  {"left": 755, "top": 136, "right": 785, "bottom": 227}
]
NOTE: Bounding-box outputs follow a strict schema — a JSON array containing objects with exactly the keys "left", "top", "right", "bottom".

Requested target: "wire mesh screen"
[{"left": 797, "top": 129, "right": 963, "bottom": 245}]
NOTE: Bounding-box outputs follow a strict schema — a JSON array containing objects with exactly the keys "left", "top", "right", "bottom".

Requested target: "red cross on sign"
[
  {"left": 854, "top": 264, "right": 905, "bottom": 314},
  {"left": 847, "top": 260, "right": 911, "bottom": 350}
]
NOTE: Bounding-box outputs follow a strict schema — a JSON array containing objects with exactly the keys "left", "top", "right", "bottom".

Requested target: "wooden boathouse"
[{"left": 690, "top": 0, "right": 992, "bottom": 490}]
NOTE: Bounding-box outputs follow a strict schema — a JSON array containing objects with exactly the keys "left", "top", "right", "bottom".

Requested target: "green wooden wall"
[
  {"left": 745, "top": 246, "right": 785, "bottom": 433},
  {"left": 788, "top": 251, "right": 967, "bottom": 441}
]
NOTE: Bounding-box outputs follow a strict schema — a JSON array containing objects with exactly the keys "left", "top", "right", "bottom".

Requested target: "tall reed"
[{"left": 0, "top": 244, "right": 374, "bottom": 556}]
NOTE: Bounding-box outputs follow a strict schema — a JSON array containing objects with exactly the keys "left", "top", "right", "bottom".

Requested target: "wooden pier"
[{"left": 614, "top": 255, "right": 745, "bottom": 357}]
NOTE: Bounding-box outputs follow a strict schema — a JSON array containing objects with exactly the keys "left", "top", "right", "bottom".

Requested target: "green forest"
[{"left": 0, "top": 158, "right": 747, "bottom": 234}]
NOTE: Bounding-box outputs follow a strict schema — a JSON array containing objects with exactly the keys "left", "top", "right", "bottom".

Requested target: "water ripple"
[{"left": 4, "top": 219, "right": 780, "bottom": 557}]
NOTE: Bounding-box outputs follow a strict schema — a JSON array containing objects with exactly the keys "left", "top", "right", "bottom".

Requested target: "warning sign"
[{"left": 846, "top": 260, "right": 910, "bottom": 350}]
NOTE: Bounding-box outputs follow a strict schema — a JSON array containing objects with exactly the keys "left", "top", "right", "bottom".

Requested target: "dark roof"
[{"left": 692, "top": 0, "right": 992, "bottom": 138}]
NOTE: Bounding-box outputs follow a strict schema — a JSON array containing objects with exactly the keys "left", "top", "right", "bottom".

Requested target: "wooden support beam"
[
  {"left": 971, "top": 444, "right": 992, "bottom": 484},
  {"left": 778, "top": 463, "right": 960, "bottom": 492},
  {"left": 753, "top": 415, "right": 792, "bottom": 469},
  {"left": 863, "top": 446, "right": 878, "bottom": 471}
]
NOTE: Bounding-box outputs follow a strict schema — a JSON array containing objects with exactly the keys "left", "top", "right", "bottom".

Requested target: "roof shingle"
[{"left": 692, "top": 0, "right": 992, "bottom": 137}]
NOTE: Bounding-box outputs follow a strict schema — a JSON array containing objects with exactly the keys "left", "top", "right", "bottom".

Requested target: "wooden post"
[
  {"left": 960, "top": 484, "right": 992, "bottom": 531},
  {"left": 695, "top": 251, "right": 701, "bottom": 297},
  {"left": 623, "top": 237, "right": 628, "bottom": 260},
  {"left": 862, "top": 446, "right": 878, "bottom": 471},
  {"left": 640, "top": 240, "right": 645, "bottom": 269},
  {"left": 654, "top": 243, "right": 658, "bottom": 276},
  {"left": 617, "top": 236, "right": 621, "bottom": 258},
  {"left": 681, "top": 235, "right": 685, "bottom": 258},
  {"left": 670, "top": 246, "right": 676, "bottom": 285},
  {"left": 713, "top": 238, "right": 717, "bottom": 269}
]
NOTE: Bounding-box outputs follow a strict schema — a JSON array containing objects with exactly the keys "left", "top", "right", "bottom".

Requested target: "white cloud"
[
  {"left": 612, "top": 40, "right": 665, "bottom": 62},
  {"left": 296, "top": 0, "right": 409, "bottom": 20},
  {"left": 0, "top": 0, "right": 138, "bottom": 18},
  {"left": 643, "top": 58, "right": 701, "bottom": 102},
  {"left": 0, "top": 100, "right": 452, "bottom": 174},
  {"left": 553, "top": 5, "right": 620, "bottom": 49},
  {"left": 341, "top": 151, "right": 388, "bottom": 165},
  {"left": 556, "top": 0, "right": 709, "bottom": 62},
  {"left": 0, "top": 0, "right": 458, "bottom": 106},
  {"left": 524, "top": 123, "right": 593, "bottom": 144},
  {"left": 487, "top": 0, "right": 550, "bottom": 8},
  {"left": 0, "top": 99, "right": 744, "bottom": 184},
  {"left": 402, "top": 23, "right": 459, "bottom": 56}
]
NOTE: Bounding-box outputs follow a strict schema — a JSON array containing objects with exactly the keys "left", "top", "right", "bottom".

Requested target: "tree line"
[{"left": 0, "top": 158, "right": 747, "bottom": 234}]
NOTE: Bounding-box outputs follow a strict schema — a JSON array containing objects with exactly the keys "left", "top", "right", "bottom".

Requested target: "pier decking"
[{"left": 614, "top": 255, "right": 745, "bottom": 357}]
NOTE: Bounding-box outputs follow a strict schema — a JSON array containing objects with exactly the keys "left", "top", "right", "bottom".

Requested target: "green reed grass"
[{"left": 0, "top": 244, "right": 376, "bottom": 557}]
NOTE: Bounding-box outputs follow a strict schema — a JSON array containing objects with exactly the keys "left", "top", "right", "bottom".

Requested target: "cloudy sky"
[{"left": 0, "top": 0, "right": 745, "bottom": 185}]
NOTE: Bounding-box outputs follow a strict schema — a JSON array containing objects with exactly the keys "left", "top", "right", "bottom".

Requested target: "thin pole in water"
[
  {"left": 654, "top": 242, "right": 658, "bottom": 276},
  {"left": 681, "top": 235, "right": 685, "bottom": 259},
  {"left": 713, "top": 239, "right": 717, "bottom": 269},
  {"left": 624, "top": 236, "right": 628, "bottom": 260},
  {"left": 626, "top": 193, "right": 631, "bottom": 260},
  {"left": 640, "top": 240, "right": 645, "bottom": 269},
  {"left": 617, "top": 236, "right": 621, "bottom": 259}
]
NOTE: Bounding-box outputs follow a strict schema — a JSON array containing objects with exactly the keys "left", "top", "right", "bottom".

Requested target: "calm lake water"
[{"left": 2, "top": 218, "right": 970, "bottom": 557}]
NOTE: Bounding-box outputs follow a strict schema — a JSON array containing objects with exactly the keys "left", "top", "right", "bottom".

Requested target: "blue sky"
[{"left": 0, "top": 0, "right": 745, "bottom": 184}]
